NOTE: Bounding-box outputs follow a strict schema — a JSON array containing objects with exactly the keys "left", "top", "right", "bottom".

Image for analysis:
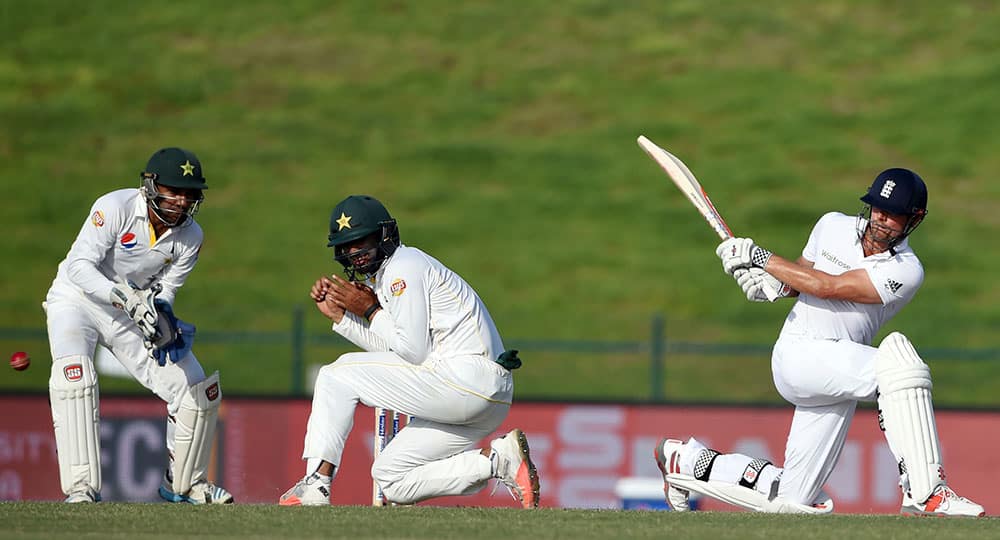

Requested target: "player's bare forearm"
[
  {"left": 764, "top": 256, "right": 881, "bottom": 303},
  {"left": 761, "top": 256, "right": 820, "bottom": 296}
]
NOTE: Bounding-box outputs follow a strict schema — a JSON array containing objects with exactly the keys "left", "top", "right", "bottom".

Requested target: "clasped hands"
[{"left": 311, "top": 274, "right": 380, "bottom": 323}]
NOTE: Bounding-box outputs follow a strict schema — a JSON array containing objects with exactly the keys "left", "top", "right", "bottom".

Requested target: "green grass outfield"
[
  {"left": 1, "top": 503, "right": 998, "bottom": 540},
  {"left": 3, "top": 1, "right": 1000, "bottom": 404}
]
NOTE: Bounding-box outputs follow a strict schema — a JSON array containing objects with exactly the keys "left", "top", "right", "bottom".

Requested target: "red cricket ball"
[{"left": 10, "top": 351, "right": 30, "bottom": 371}]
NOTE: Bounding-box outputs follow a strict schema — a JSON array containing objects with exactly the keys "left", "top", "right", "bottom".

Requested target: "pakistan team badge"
[{"left": 336, "top": 213, "right": 352, "bottom": 231}]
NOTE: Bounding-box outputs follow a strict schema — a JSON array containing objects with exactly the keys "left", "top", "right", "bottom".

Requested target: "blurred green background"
[{"left": 2, "top": 1, "right": 998, "bottom": 405}]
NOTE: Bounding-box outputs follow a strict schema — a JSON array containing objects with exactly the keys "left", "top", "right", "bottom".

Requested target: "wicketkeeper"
[
  {"left": 43, "top": 147, "right": 232, "bottom": 504},
  {"left": 279, "top": 195, "right": 539, "bottom": 508},
  {"left": 655, "top": 168, "right": 984, "bottom": 516}
]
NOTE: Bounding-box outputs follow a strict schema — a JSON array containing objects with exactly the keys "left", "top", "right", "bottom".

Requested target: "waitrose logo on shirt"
[{"left": 821, "top": 250, "right": 852, "bottom": 270}]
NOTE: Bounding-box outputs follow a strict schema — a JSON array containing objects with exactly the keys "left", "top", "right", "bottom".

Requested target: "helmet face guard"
[
  {"left": 327, "top": 195, "right": 400, "bottom": 281},
  {"left": 856, "top": 168, "right": 928, "bottom": 252},
  {"left": 141, "top": 174, "right": 204, "bottom": 227},
  {"left": 140, "top": 147, "right": 208, "bottom": 227},
  {"left": 333, "top": 220, "right": 399, "bottom": 281},
  {"left": 855, "top": 204, "right": 926, "bottom": 250}
]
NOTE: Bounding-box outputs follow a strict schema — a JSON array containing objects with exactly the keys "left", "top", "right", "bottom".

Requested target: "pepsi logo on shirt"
[{"left": 120, "top": 232, "right": 138, "bottom": 249}]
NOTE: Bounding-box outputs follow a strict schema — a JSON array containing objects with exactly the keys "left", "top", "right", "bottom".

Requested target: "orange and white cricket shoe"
[
  {"left": 654, "top": 438, "right": 691, "bottom": 511},
  {"left": 279, "top": 472, "right": 332, "bottom": 506},
  {"left": 490, "top": 429, "right": 540, "bottom": 508},
  {"left": 899, "top": 486, "right": 986, "bottom": 517},
  {"left": 901, "top": 485, "right": 985, "bottom": 517}
]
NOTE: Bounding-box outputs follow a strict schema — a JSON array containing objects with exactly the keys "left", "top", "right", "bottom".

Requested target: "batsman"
[
  {"left": 655, "top": 168, "right": 985, "bottom": 516},
  {"left": 43, "top": 147, "right": 232, "bottom": 504}
]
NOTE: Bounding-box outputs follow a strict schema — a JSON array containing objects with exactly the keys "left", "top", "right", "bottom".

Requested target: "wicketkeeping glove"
[
  {"left": 110, "top": 283, "right": 159, "bottom": 340},
  {"left": 147, "top": 300, "right": 196, "bottom": 366},
  {"left": 716, "top": 237, "right": 774, "bottom": 276}
]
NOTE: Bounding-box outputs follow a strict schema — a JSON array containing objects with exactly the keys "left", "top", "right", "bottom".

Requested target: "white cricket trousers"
[
  {"left": 44, "top": 292, "right": 208, "bottom": 415},
  {"left": 769, "top": 334, "right": 879, "bottom": 504},
  {"left": 303, "top": 350, "right": 514, "bottom": 504}
]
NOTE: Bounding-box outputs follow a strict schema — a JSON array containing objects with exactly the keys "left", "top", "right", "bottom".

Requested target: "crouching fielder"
[
  {"left": 45, "top": 147, "right": 232, "bottom": 504},
  {"left": 656, "top": 168, "right": 984, "bottom": 517},
  {"left": 279, "top": 195, "right": 539, "bottom": 508}
]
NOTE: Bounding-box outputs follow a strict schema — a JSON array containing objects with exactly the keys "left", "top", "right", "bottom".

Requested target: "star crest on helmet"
[
  {"left": 336, "top": 212, "right": 352, "bottom": 231},
  {"left": 180, "top": 160, "right": 195, "bottom": 176}
]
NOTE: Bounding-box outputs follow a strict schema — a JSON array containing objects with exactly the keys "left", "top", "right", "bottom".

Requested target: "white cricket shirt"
[
  {"left": 778, "top": 212, "right": 924, "bottom": 345},
  {"left": 333, "top": 245, "right": 505, "bottom": 365},
  {"left": 46, "top": 189, "right": 203, "bottom": 307}
]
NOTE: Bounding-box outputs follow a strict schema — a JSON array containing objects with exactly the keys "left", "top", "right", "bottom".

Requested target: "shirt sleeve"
[
  {"left": 863, "top": 255, "right": 924, "bottom": 307},
  {"left": 331, "top": 312, "right": 391, "bottom": 352},
  {"left": 64, "top": 197, "right": 121, "bottom": 304},
  {"left": 801, "top": 213, "right": 836, "bottom": 263},
  {"left": 367, "top": 261, "right": 432, "bottom": 365}
]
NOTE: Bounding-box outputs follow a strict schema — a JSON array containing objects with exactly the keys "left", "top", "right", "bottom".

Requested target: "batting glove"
[
  {"left": 734, "top": 267, "right": 791, "bottom": 302},
  {"left": 717, "top": 237, "right": 773, "bottom": 275}
]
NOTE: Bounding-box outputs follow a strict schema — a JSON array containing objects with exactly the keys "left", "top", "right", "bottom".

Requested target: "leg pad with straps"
[
  {"left": 49, "top": 355, "right": 101, "bottom": 495},
  {"left": 692, "top": 448, "right": 721, "bottom": 481},
  {"left": 665, "top": 473, "right": 834, "bottom": 514},
  {"left": 875, "top": 332, "right": 945, "bottom": 504},
  {"left": 171, "top": 371, "right": 222, "bottom": 494}
]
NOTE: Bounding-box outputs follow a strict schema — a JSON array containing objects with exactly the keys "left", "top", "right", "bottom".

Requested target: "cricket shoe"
[
  {"left": 490, "top": 429, "right": 540, "bottom": 508},
  {"left": 279, "top": 472, "right": 332, "bottom": 506},
  {"left": 654, "top": 438, "right": 691, "bottom": 511},
  {"left": 159, "top": 472, "right": 234, "bottom": 504},
  {"left": 65, "top": 485, "right": 101, "bottom": 503},
  {"left": 901, "top": 486, "right": 985, "bottom": 517}
]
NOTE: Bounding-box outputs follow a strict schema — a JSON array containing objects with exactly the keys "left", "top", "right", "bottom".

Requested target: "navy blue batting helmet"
[
  {"left": 857, "top": 168, "right": 928, "bottom": 250},
  {"left": 860, "top": 168, "right": 928, "bottom": 217}
]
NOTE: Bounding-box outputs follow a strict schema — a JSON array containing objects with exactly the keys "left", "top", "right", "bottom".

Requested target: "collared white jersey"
[
  {"left": 333, "top": 245, "right": 505, "bottom": 365},
  {"left": 778, "top": 212, "right": 923, "bottom": 345},
  {"left": 47, "top": 188, "right": 203, "bottom": 307}
]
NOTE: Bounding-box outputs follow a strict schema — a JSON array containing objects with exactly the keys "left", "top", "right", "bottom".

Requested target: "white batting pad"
[
  {"left": 875, "top": 332, "right": 944, "bottom": 503},
  {"left": 172, "top": 371, "right": 222, "bottom": 495},
  {"left": 665, "top": 473, "right": 833, "bottom": 514},
  {"left": 49, "top": 355, "right": 101, "bottom": 495}
]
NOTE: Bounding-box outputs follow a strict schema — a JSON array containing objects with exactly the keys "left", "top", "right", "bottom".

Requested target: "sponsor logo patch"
[
  {"left": 885, "top": 279, "right": 903, "bottom": 294},
  {"left": 64, "top": 364, "right": 83, "bottom": 382},
  {"left": 120, "top": 232, "right": 137, "bottom": 249},
  {"left": 205, "top": 382, "right": 220, "bottom": 401},
  {"left": 390, "top": 278, "right": 406, "bottom": 296},
  {"left": 821, "top": 250, "right": 851, "bottom": 270},
  {"left": 742, "top": 467, "right": 759, "bottom": 484},
  {"left": 91, "top": 211, "right": 105, "bottom": 227}
]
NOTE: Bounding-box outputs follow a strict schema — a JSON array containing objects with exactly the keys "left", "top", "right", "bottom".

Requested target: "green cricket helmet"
[
  {"left": 327, "top": 195, "right": 400, "bottom": 281},
  {"left": 139, "top": 147, "right": 207, "bottom": 226}
]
